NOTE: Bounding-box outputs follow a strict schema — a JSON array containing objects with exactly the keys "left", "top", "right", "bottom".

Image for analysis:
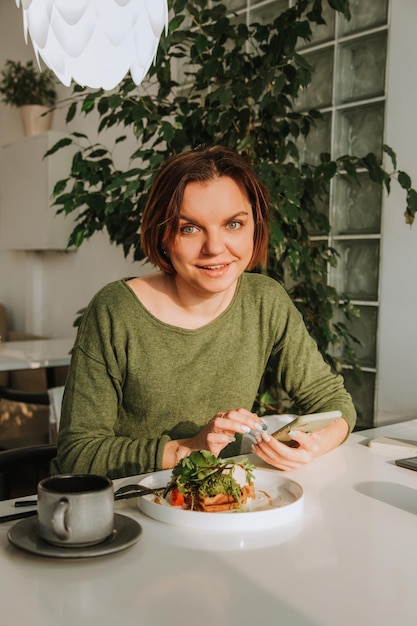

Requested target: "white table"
[
  {"left": 0, "top": 338, "right": 73, "bottom": 387},
  {"left": 1, "top": 420, "right": 417, "bottom": 626}
]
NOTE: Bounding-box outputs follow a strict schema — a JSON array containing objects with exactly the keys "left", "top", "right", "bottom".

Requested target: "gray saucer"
[{"left": 8, "top": 513, "right": 142, "bottom": 558}]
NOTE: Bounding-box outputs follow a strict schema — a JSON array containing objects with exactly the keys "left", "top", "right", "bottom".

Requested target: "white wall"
[
  {"left": 0, "top": 1, "right": 145, "bottom": 338},
  {"left": 377, "top": 0, "right": 417, "bottom": 422}
]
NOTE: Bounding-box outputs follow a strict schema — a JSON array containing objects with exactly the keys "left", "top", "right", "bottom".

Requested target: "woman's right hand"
[{"left": 180, "top": 408, "right": 267, "bottom": 459}]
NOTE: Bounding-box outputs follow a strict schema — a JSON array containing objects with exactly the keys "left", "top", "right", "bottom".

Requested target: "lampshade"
[{"left": 15, "top": 0, "right": 168, "bottom": 90}]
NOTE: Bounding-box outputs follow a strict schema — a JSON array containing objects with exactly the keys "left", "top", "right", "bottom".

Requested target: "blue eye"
[
  {"left": 227, "top": 221, "right": 242, "bottom": 230},
  {"left": 180, "top": 225, "right": 197, "bottom": 234}
]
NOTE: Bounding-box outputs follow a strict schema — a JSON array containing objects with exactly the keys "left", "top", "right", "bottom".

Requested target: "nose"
[{"left": 202, "top": 229, "right": 226, "bottom": 255}]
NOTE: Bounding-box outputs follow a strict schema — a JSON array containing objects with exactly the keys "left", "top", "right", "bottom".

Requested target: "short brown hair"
[{"left": 140, "top": 146, "right": 270, "bottom": 274}]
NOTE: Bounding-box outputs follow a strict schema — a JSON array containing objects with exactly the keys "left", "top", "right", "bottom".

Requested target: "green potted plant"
[
  {"left": 48, "top": 0, "right": 416, "bottom": 424},
  {"left": 0, "top": 59, "right": 57, "bottom": 136}
]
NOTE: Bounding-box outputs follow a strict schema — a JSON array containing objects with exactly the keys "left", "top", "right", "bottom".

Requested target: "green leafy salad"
[{"left": 164, "top": 450, "right": 256, "bottom": 510}]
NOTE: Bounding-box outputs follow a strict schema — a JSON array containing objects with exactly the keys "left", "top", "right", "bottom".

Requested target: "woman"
[{"left": 53, "top": 146, "right": 356, "bottom": 479}]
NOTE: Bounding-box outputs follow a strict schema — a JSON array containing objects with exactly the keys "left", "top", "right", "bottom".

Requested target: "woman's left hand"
[{"left": 251, "top": 417, "right": 349, "bottom": 470}]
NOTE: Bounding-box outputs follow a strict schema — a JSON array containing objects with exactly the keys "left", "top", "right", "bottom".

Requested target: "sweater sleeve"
[
  {"left": 272, "top": 292, "right": 357, "bottom": 433},
  {"left": 52, "top": 285, "right": 170, "bottom": 479}
]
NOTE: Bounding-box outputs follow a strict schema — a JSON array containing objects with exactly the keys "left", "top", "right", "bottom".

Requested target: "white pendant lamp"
[{"left": 15, "top": 0, "right": 168, "bottom": 90}]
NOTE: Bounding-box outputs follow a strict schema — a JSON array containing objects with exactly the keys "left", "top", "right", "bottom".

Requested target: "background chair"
[
  {"left": 48, "top": 385, "right": 65, "bottom": 443},
  {"left": 0, "top": 386, "right": 51, "bottom": 450},
  {"left": 0, "top": 443, "right": 57, "bottom": 500},
  {"left": 0, "top": 302, "right": 67, "bottom": 449},
  {"left": 0, "top": 385, "right": 64, "bottom": 445}
]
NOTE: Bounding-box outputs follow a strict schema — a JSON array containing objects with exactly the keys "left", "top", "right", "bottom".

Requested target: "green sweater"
[{"left": 53, "top": 273, "right": 356, "bottom": 478}]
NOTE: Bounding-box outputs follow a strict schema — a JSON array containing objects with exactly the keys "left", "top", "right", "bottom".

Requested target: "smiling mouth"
[{"left": 199, "top": 264, "right": 228, "bottom": 270}]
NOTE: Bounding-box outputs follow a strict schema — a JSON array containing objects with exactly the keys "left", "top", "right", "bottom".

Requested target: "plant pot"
[{"left": 19, "top": 104, "right": 53, "bottom": 137}]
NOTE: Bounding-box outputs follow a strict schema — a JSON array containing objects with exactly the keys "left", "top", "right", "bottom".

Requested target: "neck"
[{"left": 167, "top": 275, "right": 238, "bottom": 327}]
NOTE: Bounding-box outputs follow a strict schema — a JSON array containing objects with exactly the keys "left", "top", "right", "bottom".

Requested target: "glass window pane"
[
  {"left": 330, "top": 240, "right": 380, "bottom": 301},
  {"left": 344, "top": 370, "right": 375, "bottom": 430},
  {"left": 250, "top": 0, "right": 288, "bottom": 24},
  {"left": 309, "top": 3, "right": 336, "bottom": 45},
  {"left": 298, "top": 2, "right": 336, "bottom": 48},
  {"left": 334, "top": 102, "right": 384, "bottom": 161},
  {"left": 338, "top": 0, "right": 388, "bottom": 36},
  {"left": 332, "top": 173, "right": 382, "bottom": 235},
  {"left": 228, "top": 0, "right": 248, "bottom": 11},
  {"left": 336, "top": 33, "right": 387, "bottom": 105},
  {"left": 307, "top": 190, "right": 330, "bottom": 236},
  {"left": 351, "top": 306, "right": 378, "bottom": 368},
  {"left": 229, "top": 12, "right": 247, "bottom": 31},
  {"left": 295, "top": 48, "right": 334, "bottom": 111},
  {"left": 298, "top": 112, "right": 332, "bottom": 165},
  {"left": 331, "top": 306, "right": 378, "bottom": 368}
]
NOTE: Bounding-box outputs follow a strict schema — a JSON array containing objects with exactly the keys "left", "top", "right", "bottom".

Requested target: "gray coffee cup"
[{"left": 37, "top": 474, "right": 114, "bottom": 547}]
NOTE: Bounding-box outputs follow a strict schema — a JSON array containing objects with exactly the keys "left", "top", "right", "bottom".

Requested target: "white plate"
[{"left": 137, "top": 469, "right": 303, "bottom": 531}]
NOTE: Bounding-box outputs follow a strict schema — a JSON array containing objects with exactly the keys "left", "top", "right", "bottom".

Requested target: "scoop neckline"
[{"left": 122, "top": 275, "right": 243, "bottom": 333}]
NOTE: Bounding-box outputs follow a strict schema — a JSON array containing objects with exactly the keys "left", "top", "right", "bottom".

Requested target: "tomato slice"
[{"left": 169, "top": 487, "right": 184, "bottom": 507}]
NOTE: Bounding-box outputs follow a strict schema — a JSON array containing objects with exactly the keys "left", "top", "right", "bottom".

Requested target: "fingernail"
[
  {"left": 251, "top": 423, "right": 263, "bottom": 431},
  {"left": 251, "top": 444, "right": 257, "bottom": 453},
  {"left": 262, "top": 432, "right": 271, "bottom": 442},
  {"left": 241, "top": 425, "right": 251, "bottom": 433},
  {"left": 228, "top": 436, "right": 236, "bottom": 442},
  {"left": 289, "top": 431, "right": 296, "bottom": 438}
]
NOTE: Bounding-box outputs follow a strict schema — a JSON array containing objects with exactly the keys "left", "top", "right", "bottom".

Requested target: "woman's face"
[{"left": 167, "top": 176, "right": 255, "bottom": 297}]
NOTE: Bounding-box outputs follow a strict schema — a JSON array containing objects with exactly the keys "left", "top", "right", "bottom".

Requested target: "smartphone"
[
  {"left": 395, "top": 456, "right": 417, "bottom": 471},
  {"left": 271, "top": 410, "right": 342, "bottom": 443}
]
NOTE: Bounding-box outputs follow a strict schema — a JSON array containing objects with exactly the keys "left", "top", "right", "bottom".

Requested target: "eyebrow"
[{"left": 178, "top": 210, "right": 250, "bottom": 223}]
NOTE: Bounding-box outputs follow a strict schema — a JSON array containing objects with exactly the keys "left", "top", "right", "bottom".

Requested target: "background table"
[
  {"left": 0, "top": 338, "right": 73, "bottom": 387},
  {"left": 1, "top": 419, "right": 417, "bottom": 626}
]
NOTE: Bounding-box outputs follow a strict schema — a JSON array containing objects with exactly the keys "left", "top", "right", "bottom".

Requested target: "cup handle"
[{"left": 52, "top": 498, "right": 71, "bottom": 540}]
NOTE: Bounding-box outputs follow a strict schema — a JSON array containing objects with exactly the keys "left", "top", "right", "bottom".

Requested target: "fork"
[
  {"left": 13, "top": 482, "right": 164, "bottom": 509},
  {"left": 113, "top": 483, "right": 164, "bottom": 500}
]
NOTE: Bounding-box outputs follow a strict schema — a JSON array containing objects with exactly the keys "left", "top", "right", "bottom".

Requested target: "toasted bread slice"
[{"left": 184, "top": 483, "right": 255, "bottom": 512}]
